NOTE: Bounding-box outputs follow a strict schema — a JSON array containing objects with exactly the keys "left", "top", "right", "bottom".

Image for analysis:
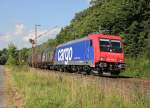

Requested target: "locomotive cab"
[{"left": 88, "top": 34, "right": 125, "bottom": 75}]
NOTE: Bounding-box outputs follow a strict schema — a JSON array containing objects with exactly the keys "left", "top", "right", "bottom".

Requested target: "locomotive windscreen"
[{"left": 99, "top": 39, "right": 122, "bottom": 53}]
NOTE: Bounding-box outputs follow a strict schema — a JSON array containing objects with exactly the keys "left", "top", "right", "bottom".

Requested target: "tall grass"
[
  {"left": 8, "top": 66, "right": 150, "bottom": 108},
  {"left": 121, "top": 57, "right": 150, "bottom": 78}
]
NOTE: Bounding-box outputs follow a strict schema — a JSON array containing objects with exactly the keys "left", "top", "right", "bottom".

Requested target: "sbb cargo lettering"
[{"left": 58, "top": 47, "right": 73, "bottom": 63}]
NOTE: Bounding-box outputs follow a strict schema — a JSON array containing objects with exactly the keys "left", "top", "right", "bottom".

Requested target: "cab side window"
[{"left": 90, "top": 40, "right": 93, "bottom": 47}]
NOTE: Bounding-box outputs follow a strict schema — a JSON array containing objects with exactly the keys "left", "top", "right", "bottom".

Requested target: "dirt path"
[
  {"left": 5, "top": 67, "right": 25, "bottom": 108},
  {"left": 0, "top": 65, "right": 6, "bottom": 108}
]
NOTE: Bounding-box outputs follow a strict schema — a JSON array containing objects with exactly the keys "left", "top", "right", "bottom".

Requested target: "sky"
[{"left": 0, "top": 0, "right": 90, "bottom": 50}]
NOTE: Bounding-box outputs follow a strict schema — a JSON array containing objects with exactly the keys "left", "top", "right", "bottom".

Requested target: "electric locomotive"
[{"left": 53, "top": 34, "right": 125, "bottom": 75}]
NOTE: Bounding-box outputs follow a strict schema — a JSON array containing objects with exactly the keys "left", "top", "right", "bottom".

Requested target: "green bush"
[{"left": 121, "top": 56, "right": 150, "bottom": 78}]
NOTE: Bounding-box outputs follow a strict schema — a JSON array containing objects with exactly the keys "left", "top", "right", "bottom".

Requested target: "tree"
[
  {"left": 56, "top": 0, "right": 150, "bottom": 57},
  {"left": 18, "top": 48, "right": 29, "bottom": 65},
  {"left": 6, "top": 44, "right": 18, "bottom": 65},
  {"left": 0, "top": 48, "right": 8, "bottom": 65}
]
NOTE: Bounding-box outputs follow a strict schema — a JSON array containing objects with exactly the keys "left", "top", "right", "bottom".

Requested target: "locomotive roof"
[
  {"left": 88, "top": 34, "right": 122, "bottom": 40},
  {"left": 56, "top": 37, "right": 87, "bottom": 48},
  {"left": 56, "top": 34, "right": 122, "bottom": 48}
]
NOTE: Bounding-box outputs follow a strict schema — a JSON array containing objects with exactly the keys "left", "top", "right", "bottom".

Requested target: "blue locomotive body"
[{"left": 53, "top": 39, "right": 94, "bottom": 67}]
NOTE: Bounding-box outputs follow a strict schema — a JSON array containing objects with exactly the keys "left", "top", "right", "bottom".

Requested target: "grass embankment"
[
  {"left": 5, "top": 66, "right": 25, "bottom": 108},
  {"left": 7, "top": 66, "right": 150, "bottom": 108},
  {"left": 121, "top": 57, "right": 150, "bottom": 78}
]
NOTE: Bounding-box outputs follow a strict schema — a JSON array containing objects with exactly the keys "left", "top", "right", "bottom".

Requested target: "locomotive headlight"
[
  {"left": 100, "top": 57, "right": 106, "bottom": 61},
  {"left": 119, "top": 59, "right": 123, "bottom": 62}
]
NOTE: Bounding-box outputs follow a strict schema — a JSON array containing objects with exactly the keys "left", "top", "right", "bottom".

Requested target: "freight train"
[{"left": 28, "top": 34, "right": 125, "bottom": 75}]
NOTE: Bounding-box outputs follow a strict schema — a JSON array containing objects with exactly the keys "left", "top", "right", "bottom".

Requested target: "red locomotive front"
[{"left": 88, "top": 34, "right": 125, "bottom": 75}]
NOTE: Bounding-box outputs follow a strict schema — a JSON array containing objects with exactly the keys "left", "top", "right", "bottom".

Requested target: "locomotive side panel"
[{"left": 53, "top": 40, "right": 94, "bottom": 67}]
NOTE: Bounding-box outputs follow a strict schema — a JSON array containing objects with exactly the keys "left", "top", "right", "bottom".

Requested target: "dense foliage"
[
  {"left": 56, "top": 0, "right": 150, "bottom": 57},
  {"left": 0, "top": 44, "right": 30, "bottom": 65},
  {"left": 0, "top": 48, "right": 8, "bottom": 65},
  {"left": 18, "top": 48, "right": 30, "bottom": 65}
]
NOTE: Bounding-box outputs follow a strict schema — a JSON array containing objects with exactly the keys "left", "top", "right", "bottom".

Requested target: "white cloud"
[
  {"left": 0, "top": 24, "right": 61, "bottom": 50},
  {"left": 15, "top": 23, "right": 25, "bottom": 35},
  {"left": 0, "top": 23, "right": 25, "bottom": 42},
  {"left": 87, "top": 0, "right": 92, "bottom": 3},
  {"left": 38, "top": 27, "right": 61, "bottom": 45},
  {"left": 23, "top": 26, "right": 61, "bottom": 43},
  {"left": 0, "top": 32, "right": 12, "bottom": 42}
]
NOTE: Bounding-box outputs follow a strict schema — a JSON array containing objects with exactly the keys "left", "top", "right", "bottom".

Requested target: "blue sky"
[{"left": 0, "top": 0, "right": 90, "bottom": 49}]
